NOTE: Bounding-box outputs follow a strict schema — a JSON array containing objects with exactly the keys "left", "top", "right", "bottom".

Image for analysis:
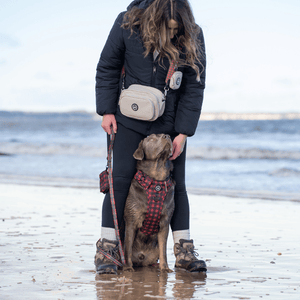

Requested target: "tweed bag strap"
[{"left": 107, "top": 129, "right": 126, "bottom": 266}]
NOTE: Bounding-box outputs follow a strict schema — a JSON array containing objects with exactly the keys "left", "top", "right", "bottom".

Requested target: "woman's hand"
[
  {"left": 101, "top": 114, "right": 117, "bottom": 135},
  {"left": 169, "top": 134, "right": 187, "bottom": 160}
]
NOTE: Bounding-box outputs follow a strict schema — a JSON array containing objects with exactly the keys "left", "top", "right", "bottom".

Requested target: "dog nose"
[{"left": 162, "top": 134, "right": 170, "bottom": 139}]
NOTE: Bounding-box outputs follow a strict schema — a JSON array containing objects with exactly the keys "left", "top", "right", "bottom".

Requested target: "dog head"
[{"left": 133, "top": 134, "right": 173, "bottom": 161}]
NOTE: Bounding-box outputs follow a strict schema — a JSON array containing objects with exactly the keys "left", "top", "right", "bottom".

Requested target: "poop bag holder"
[
  {"left": 99, "top": 168, "right": 109, "bottom": 194},
  {"left": 99, "top": 130, "right": 115, "bottom": 194}
]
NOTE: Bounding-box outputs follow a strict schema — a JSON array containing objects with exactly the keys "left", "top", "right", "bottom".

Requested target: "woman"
[{"left": 95, "top": 0, "right": 206, "bottom": 274}]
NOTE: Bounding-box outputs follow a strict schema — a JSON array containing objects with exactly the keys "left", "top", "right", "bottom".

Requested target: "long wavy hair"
[{"left": 122, "top": 0, "right": 205, "bottom": 79}]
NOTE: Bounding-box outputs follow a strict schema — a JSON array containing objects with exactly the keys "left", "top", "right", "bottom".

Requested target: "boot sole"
[
  {"left": 96, "top": 264, "right": 118, "bottom": 275},
  {"left": 175, "top": 260, "right": 207, "bottom": 273}
]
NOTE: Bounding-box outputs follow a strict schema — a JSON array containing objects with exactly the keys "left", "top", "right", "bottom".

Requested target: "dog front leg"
[
  {"left": 124, "top": 223, "right": 135, "bottom": 272},
  {"left": 157, "top": 226, "right": 173, "bottom": 273}
]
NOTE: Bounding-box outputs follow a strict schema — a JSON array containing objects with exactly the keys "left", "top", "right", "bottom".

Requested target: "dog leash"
[{"left": 107, "top": 128, "right": 126, "bottom": 266}]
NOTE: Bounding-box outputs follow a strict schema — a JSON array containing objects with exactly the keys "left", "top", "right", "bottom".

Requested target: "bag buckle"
[{"left": 164, "top": 86, "right": 169, "bottom": 100}]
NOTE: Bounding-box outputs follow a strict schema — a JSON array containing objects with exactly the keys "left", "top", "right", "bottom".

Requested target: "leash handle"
[{"left": 107, "top": 128, "right": 126, "bottom": 266}]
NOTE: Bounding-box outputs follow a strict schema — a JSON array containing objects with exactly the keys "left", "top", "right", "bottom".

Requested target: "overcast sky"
[{"left": 0, "top": 0, "right": 299, "bottom": 113}]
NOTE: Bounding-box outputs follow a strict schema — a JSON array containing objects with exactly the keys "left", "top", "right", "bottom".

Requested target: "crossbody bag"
[{"left": 118, "top": 61, "right": 182, "bottom": 121}]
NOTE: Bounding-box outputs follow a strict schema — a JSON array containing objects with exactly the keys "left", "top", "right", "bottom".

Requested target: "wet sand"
[{"left": 0, "top": 183, "right": 299, "bottom": 299}]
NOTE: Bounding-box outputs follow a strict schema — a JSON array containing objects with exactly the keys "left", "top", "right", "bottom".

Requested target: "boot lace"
[
  {"left": 184, "top": 245, "right": 199, "bottom": 260},
  {"left": 106, "top": 246, "right": 120, "bottom": 259},
  {"left": 96, "top": 240, "right": 120, "bottom": 259}
]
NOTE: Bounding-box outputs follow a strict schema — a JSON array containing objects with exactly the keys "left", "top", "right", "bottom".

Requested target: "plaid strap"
[
  {"left": 165, "top": 60, "right": 177, "bottom": 84},
  {"left": 134, "top": 170, "right": 174, "bottom": 236},
  {"left": 96, "top": 247, "right": 123, "bottom": 268},
  {"left": 107, "top": 130, "right": 126, "bottom": 266},
  {"left": 121, "top": 60, "right": 177, "bottom": 92}
]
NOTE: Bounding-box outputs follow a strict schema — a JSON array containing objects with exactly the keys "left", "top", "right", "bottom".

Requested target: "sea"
[{"left": 1, "top": 111, "right": 300, "bottom": 201}]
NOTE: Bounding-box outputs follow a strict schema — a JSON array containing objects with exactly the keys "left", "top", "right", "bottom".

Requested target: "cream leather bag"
[{"left": 118, "top": 61, "right": 182, "bottom": 121}]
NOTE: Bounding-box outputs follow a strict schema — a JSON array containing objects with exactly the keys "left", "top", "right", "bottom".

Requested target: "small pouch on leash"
[
  {"left": 99, "top": 168, "right": 109, "bottom": 194},
  {"left": 99, "top": 131, "right": 114, "bottom": 194}
]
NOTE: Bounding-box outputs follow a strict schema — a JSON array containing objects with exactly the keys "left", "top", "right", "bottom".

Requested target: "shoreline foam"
[
  {"left": 1, "top": 143, "right": 300, "bottom": 160},
  {"left": 1, "top": 175, "right": 299, "bottom": 202}
]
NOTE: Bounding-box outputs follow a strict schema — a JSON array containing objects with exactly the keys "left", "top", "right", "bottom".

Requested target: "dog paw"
[
  {"left": 160, "top": 267, "right": 173, "bottom": 273},
  {"left": 124, "top": 266, "right": 135, "bottom": 272}
]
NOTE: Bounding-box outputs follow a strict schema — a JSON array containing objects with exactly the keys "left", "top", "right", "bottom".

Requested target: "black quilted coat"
[{"left": 95, "top": 2, "right": 206, "bottom": 137}]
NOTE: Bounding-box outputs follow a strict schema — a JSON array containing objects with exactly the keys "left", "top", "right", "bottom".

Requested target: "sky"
[{"left": 0, "top": 0, "right": 300, "bottom": 113}]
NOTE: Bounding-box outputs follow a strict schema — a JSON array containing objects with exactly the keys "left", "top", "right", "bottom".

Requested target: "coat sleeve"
[
  {"left": 174, "top": 28, "right": 206, "bottom": 137},
  {"left": 95, "top": 12, "right": 125, "bottom": 116}
]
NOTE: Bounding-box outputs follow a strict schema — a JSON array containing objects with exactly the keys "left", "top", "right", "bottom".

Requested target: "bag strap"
[
  {"left": 107, "top": 129, "right": 126, "bottom": 266},
  {"left": 121, "top": 60, "right": 177, "bottom": 98},
  {"left": 165, "top": 60, "right": 177, "bottom": 84},
  {"left": 164, "top": 60, "right": 177, "bottom": 98}
]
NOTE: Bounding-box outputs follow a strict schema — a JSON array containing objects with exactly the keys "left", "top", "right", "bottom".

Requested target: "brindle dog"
[{"left": 124, "top": 133, "right": 175, "bottom": 273}]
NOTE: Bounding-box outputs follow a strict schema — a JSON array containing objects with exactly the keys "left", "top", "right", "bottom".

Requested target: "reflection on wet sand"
[
  {"left": 95, "top": 267, "right": 206, "bottom": 299},
  {"left": 172, "top": 269, "right": 206, "bottom": 299},
  {"left": 1, "top": 184, "right": 300, "bottom": 299}
]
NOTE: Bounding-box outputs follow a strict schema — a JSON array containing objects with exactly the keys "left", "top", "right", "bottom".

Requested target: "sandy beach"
[{"left": 0, "top": 183, "right": 300, "bottom": 299}]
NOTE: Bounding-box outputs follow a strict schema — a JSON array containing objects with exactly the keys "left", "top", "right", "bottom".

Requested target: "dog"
[{"left": 123, "top": 133, "right": 175, "bottom": 273}]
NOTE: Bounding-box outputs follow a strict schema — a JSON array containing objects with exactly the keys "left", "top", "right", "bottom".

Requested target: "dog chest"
[{"left": 133, "top": 170, "right": 174, "bottom": 236}]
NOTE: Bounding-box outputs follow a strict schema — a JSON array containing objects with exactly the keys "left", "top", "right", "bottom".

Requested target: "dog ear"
[{"left": 133, "top": 140, "right": 144, "bottom": 160}]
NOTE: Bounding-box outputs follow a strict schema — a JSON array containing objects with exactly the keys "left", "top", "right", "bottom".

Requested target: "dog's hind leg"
[
  {"left": 157, "top": 226, "right": 173, "bottom": 273},
  {"left": 124, "top": 223, "right": 135, "bottom": 272}
]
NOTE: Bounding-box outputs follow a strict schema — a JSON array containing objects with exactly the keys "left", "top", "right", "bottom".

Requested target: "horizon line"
[{"left": 1, "top": 110, "right": 300, "bottom": 120}]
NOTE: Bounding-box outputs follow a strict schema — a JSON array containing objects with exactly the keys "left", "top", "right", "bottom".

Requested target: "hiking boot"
[
  {"left": 94, "top": 238, "right": 121, "bottom": 274},
  {"left": 174, "top": 239, "right": 207, "bottom": 272}
]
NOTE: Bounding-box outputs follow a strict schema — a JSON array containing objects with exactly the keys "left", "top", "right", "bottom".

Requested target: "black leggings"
[{"left": 102, "top": 122, "right": 189, "bottom": 232}]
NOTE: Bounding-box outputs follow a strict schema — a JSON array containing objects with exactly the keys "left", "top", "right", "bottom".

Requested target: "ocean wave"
[
  {"left": 200, "top": 112, "right": 300, "bottom": 121},
  {"left": 1, "top": 174, "right": 299, "bottom": 202},
  {"left": 0, "top": 142, "right": 107, "bottom": 157},
  {"left": 0, "top": 174, "right": 98, "bottom": 188},
  {"left": 187, "top": 147, "right": 300, "bottom": 160},
  {"left": 269, "top": 168, "right": 300, "bottom": 177},
  {"left": 1, "top": 142, "right": 300, "bottom": 160}
]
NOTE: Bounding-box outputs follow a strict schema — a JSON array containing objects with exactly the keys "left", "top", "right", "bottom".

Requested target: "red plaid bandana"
[{"left": 134, "top": 170, "right": 174, "bottom": 236}]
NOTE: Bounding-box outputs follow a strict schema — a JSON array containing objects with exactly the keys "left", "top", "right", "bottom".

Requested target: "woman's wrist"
[
  {"left": 178, "top": 133, "right": 188, "bottom": 142},
  {"left": 177, "top": 134, "right": 187, "bottom": 151}
]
